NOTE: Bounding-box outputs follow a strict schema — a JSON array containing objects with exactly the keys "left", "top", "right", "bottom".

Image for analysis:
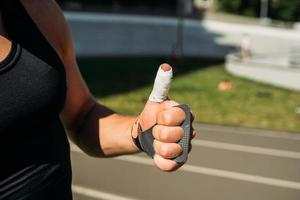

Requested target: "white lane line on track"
[
  {"left": 116, "top": 155, "right": 300, "bottom": 190},
  {"left": 192, "top": 139, "right": 300, "bottom": 159},
  {"left": 72, "top": 185, "right": 139, "bottom": 200},
  {"left": 71, "top": 145, "right": 300, "bottom": 191},
  {"left": 196, "top": 125, "right": 300, "bottom": 140}
]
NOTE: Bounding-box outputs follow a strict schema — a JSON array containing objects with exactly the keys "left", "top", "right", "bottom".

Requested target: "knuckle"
[
  {"left": 160, "top": 128, "right": 170, "bottom": 141},
  {"left": 191, "top": 111, "right": 196, "bottom": 119},
  {"left": 177, "top": 107, "right": 186, "bottom": 118},
  {"left": 189, "top": 144, "right": 193, "bottom": 153},
  {"left": 159, "top": 161, "right": 177, "bottom": 172},
  {"left": 191, "top": 129, "right": 197, "bottom": 138},
  {"left": 178, "top": 127, "right": 184, "bottom": 138},
  {"left": 153, "top": 140, "right": 159, "bottom": 152},
  {"left": 160, "top": 145, "right": 170, "bottom": 157},
  {"left": 176, "top": 144, "right": 183, "bottom": 153},
  {"left": 152, "top": 126, "right": 160, "bottom": 139},
  {"left": 164, "top": 164, "right": 176, "bottom": 172},
  {"left": 162, "top": 113, "right": 173, "bottom": 125},
  {"left": 193, "top": 130, "right": 197, "bottom": 135}
]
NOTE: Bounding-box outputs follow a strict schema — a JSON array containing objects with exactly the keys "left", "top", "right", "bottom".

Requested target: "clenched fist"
[{"left": 132, "top": 64, "right": 196, "bottom": 172}]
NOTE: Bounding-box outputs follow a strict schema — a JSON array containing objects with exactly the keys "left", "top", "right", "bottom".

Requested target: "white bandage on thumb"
[{"left": 149, "top": 65, "right": 173, "bottom": 103}]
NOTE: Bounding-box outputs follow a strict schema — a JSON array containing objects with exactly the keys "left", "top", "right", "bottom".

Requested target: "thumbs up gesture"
[{"left": 132, "top": 64, "right": 195, "bottom": 171}]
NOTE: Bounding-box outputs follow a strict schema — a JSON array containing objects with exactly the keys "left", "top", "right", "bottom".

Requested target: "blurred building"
[{"left": 58, "top": 0, "right": 209, "bottom": 18}]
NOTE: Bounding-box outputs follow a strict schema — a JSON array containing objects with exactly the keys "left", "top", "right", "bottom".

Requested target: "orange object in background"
[{"left": 218, "top": 80, "right": 233, "bottom": 91}]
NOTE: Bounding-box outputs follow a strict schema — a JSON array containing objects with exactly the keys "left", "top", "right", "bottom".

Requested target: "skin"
[
  {"left": 0, "top": 0, "right": 195, "bottom": 172},
  {"left": 0, "top": 35, "right": 11, "bottom": 62},
  {"left": 0, "top": 15, "right": 11, "bottom": 62}
]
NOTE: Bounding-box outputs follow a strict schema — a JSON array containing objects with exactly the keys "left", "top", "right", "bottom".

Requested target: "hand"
[{"left": 132, "top": 64, "right": 196, "bottom": 171}]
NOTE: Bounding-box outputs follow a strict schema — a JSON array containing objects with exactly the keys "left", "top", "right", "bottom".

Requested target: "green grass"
[
  {"left": 205, "top": 11, "right": 293, "bottom": 29},
  {"left": 78, "top": 58, "right": 300, "bottom": 133},
  {"left": 206, "top": 11, "right": 259, "bottom": 25}
]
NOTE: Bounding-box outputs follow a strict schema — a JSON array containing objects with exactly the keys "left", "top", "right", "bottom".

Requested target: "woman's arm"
[
  {"left": 60, "top": 35, "right": 140, "bottom": 157},
  {"left": 60, "top": 46, "right": 140, "bottom": 157},
  {"left": 20, "top": 0, "right": 140, "bottom": 157},
  {"left": 22, "top": 0, "right": 194, "bottom": 171}
]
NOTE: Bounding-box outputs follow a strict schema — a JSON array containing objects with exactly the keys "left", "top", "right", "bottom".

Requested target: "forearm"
[{"left": 67, "top": 101, "right": 140, "bottom": 157}]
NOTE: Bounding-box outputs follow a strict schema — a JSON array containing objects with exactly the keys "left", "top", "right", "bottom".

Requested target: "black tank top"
[{"left": 0, "top": 1, "right": 72, "bottom": 199}]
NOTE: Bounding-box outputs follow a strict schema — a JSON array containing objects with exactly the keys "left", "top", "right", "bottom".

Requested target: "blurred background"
[{"left": 57, "top": 0, "right": 300, "bottom": 199}]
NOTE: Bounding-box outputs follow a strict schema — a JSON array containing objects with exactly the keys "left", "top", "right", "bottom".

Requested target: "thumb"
[
  {"left": 149, "top": 63, "right": 173, "bottom": 103},
  {"left": 138, "top": 63, "right": 173, "bottom": 130}
]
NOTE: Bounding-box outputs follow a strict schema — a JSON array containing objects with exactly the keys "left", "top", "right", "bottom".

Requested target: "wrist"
[{"left": 131, "top": 116, "right": 142, "bottom": 152}]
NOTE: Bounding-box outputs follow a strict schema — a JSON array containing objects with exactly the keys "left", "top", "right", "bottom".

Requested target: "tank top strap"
[{"left": 0, "top": 0, "right": 64, "bottom": 70}]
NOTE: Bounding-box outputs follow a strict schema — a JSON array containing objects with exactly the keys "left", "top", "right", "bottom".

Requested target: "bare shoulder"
[
  {"left": 20, "top": 0, "right": 74, "bottom": 61},
  {"left": 20, "top": 0, "right": 94, "bottom": 127}
]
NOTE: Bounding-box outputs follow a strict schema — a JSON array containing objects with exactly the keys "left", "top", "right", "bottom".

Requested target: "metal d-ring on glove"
[{"left": 134, "top": 104, "right": 191, "bottom": 163}]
